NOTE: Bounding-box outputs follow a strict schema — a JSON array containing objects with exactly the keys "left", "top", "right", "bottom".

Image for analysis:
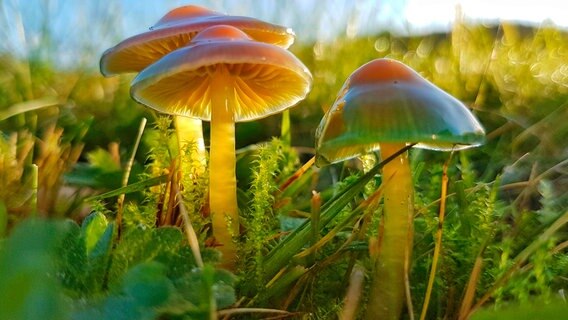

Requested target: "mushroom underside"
[{"left": 133, "top": 62, "right": 310, "bottom": 121}]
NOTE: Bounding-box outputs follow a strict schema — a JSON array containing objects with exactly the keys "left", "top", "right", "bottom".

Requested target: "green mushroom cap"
[{"left": 315, "top": 58, "right": 486, "bottom": 166}]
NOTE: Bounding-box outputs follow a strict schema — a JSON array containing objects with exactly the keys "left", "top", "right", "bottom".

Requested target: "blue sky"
[{"left": 1, "top": 0, "right": 566, "bottom": 68}]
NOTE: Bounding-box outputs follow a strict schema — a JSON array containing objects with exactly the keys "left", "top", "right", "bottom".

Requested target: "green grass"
[{"left": 1, "top": 16, "right": 567, "bottom": 320}]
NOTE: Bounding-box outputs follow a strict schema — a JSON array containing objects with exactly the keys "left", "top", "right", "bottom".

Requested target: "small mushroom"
[
  {"left": 315, "top": 58, "right": 485, "bottom": 319},
  {"left": 131, "top": 25, "right": 312, "bottom": 268},
  {"left": 100, "top": 5, "right": 296, "bottom": 168}
]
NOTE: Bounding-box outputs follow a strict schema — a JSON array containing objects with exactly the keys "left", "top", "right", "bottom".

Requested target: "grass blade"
[
  {"left": 84, "top": 175, "right": 168, "bottom": 202},
  {"left": 175, "top": 184, "right": 204, "bottom": 268},
  {"left": 339, "top": 264, "right": 366, "bottom": 320},
  {"left": 294, "top": 184, "right": 384, "bottom": 259},
  {"left": 263, "top": 144, "right": 414, "bottom": 279},
  {"left": 281, "top": 109, "right": 291, "bottom": 146},
  {"left": 420, "top": 151, "right": 453, "bottom": 320},
  {"left": 458, "top": 248, "right": 486, "bottom": 320},
  {"left": 0, "top": 97, "right": 59, "bottom": 121},
  {"left": 467, "top": 209, "right": 568, "bottom": 317},
  {"left": 116, "top": 118, "right": 147, "bottom": 234},
  {"left": 279, "top": 156, "right": 315, "bottom": 192}
]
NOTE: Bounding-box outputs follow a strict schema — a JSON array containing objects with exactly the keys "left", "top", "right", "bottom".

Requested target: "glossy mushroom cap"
[
  {"left": 100, "top": 5, "right": 295, "bottom": 76},
  {"left": 130, "top": 25, "right": 312, "bottom": 122},
  {"left": 315, "top": 58, "right": 485, "bottom": 166}
]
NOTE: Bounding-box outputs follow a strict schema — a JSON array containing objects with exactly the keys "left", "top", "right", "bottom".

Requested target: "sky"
[{"left": 0, "top": 0, "right": 566, "bottom": 68}]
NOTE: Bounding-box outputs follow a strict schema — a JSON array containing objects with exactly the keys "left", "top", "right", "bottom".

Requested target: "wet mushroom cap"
[
  {"left": 316, "top": 58, "right": 485, "bottom": 165},
  {"left": 100, "top": 5, "right": 295, "bottom": 76},
  {"left": 130, "top": 25, "right": 312, "bottom": 121}
]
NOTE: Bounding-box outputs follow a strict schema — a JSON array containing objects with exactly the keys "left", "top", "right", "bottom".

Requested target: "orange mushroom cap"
[
  {"left": 315, "top": 59, "right": 485, "bottom": 166},
  {"left": 130, "top": 25, "right": 312, "bottom": 122},
  {"left": 100, "top": 5, "right": 295, "bottom": 76}
]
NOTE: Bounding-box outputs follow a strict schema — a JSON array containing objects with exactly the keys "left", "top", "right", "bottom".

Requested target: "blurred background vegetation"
[
  {"left": 0, "top": 0, "right": 567, "bottom": 319},
  {"left": 1, "top": 0, "right": 566, "bottom": 216}
]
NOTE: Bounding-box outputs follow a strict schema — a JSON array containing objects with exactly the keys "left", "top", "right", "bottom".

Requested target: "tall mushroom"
[
  {"left": 100, "top": 5, "right": 296, "bottom": 168},
  {"left": 131, "top": 25, "right": 312, "bottom": 269},
  {"left": 315, "top": 58, "right": 485, "bottom": 319}
]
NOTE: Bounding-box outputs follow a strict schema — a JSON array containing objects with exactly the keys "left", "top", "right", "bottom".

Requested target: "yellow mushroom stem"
[
  {"left": 368, "top": 142, "right": 414, "bottom": 320},
  {"left": 174, "top": 116, "right": 206, "bottom": 172},
  {"left": 209, "top": 65, "right": 239, "bottom": 269}
]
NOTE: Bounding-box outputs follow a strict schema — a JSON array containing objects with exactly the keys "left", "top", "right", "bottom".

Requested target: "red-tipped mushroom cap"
[
  {"left": 100, "top": 5, "right": 295, "bottom": 76},
  {"left": 315, "top": 59, "right": 485, "bottom": 166},
  {"left": 130, "top": 25, "right": 312, "bottom": 122}
]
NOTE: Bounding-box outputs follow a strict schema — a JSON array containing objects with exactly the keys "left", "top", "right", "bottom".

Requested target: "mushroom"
[
  {"left": 100, "top": 5, "right": 296, "bottom": 168},
  {"left": 315, "top": 58, "right": 485, "bottom": 319},
  {"left": 100, "top": 5, "right": 295, "bottom": 74},
  {"left": 131, "top": 25, "right": 312, "bottom": 268}
]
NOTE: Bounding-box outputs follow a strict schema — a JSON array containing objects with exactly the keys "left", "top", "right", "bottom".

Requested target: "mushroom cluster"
[
  {"left": 100, "top": 5, "right": 298, "bottom": 168},
  {"left": 316, "top": 58, "right": 485, "bottom": 319},
  {"left": 100, "top": 6, "right": 312, "bottom": 269},
  {"left": 101, "top": 6, "right": 487, "bottom": 315}
]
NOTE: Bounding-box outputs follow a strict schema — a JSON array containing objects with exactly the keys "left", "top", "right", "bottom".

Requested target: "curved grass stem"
[
  {"left": 117, "top": 117, "right": 147, "bottom": 236},
  {"left": 420, "top": 151, "right": 453, "bottom": 320}
]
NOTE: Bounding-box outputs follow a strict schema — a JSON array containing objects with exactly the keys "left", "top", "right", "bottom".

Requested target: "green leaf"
[
  {"left": 212, "top": 268, "right": 237, "bottom": 309},
  {"left": 54, "top": 214, "right": 115, "bottom": 296},
  {"left": 150, "top": 227, "right": 207, "bottom": 275},
  {"left": 122, "top": 262, "right": 173, "bottom": 307},
  {"left": 107, "top": 225, "right": 153, "bottom": 287},
  {"left": 88, "top": 221, "right": 115, "bottom": 262},
  {"left": 0, "top": 219, "right": 72, "bottom": 320},
  {"left": 175, "top": 264, "right": 236, "bottom": 313},
  {"left": 85, "top": 221, "right": 115, "bottom": 292},
  {"left": 471, "top": 299, "right": 568, "bottom": 320},
  {"left": 81, "top": 212, "right": 109, "bottom": 255},
  {"left": 147, "top": 227, "right": 184, "bottom": 259},
  {"left": 73, "top": 262, "right": 175, "bottom": 320},
  {"left": 56, "top": 220, "right": 87, "bottom": 293}
]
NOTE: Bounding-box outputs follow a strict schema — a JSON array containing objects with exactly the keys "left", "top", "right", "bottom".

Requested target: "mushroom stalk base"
[
  {"left": 210, "top": 67, "right": 238, "bottom": 269},
  {"left": 367, "top": 143, "right": 414, "bottom": 320}
]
